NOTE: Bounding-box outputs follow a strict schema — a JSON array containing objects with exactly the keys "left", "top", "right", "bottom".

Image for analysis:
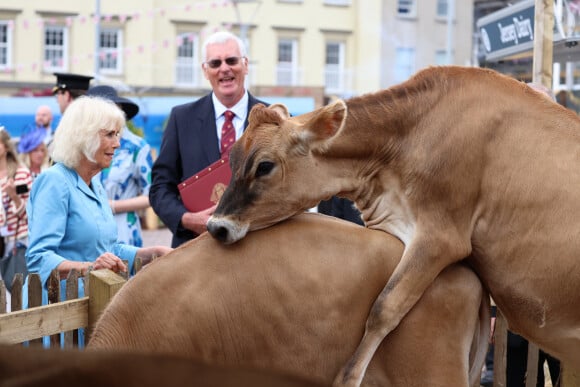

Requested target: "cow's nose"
[
  {"left": 207, "top": 217, "right": 250, "bottom": 244},
  {"left": 207, "top": 221, "right": 230, "bottom": 243}
]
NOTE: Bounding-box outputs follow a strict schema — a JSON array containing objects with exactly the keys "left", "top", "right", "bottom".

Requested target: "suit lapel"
[{"left": 194, "top": 95, "right": 220, "bottom": 163}]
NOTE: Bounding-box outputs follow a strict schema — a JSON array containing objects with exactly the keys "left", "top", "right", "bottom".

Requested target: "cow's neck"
[{"left": 314, "top": 85, "right": 438, "bottom": 240}]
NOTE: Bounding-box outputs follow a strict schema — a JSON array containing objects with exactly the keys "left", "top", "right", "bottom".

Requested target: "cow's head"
[{"left": 207, "top": 100, "right": 347, "bottom": 244}]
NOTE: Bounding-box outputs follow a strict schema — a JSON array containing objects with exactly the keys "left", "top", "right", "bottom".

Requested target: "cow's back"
[{"left": 89, "top": 213, "right": 486, "bottom": 386}]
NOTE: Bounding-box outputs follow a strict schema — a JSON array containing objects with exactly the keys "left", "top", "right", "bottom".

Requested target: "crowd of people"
[{"left": 0, "top": 67, "right": 166, "bottom": 320}]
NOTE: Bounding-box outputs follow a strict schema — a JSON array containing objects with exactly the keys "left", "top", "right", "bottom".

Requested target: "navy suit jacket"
[{"left": 150, "top": 93, "right": 268, "bottom": 247}]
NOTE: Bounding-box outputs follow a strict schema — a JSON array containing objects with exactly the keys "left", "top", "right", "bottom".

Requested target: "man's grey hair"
[
  {"left": 202, "top": 31, "right": 247, "bottom": 63},
  {"left": 51, "top": 96, "right": 124, "bottom": 169}
]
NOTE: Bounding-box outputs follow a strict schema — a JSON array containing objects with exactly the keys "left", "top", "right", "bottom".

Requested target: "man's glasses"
[{"left": 204, "top": 56, "right": 244, "bottom": 69}]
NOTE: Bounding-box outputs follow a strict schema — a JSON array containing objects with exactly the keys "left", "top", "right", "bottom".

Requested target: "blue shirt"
[{"left": 25, "top": 163, "right": 138, "bottom": 303}]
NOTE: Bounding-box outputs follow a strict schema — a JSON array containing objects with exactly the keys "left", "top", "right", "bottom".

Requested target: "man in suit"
[{"left": 150, "top": 31, "right": 268, "bottom": 248}]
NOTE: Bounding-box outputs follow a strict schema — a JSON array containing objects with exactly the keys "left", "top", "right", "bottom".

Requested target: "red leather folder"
[{"left": 178, "top": 157, "right": 232, "bottom": 212}]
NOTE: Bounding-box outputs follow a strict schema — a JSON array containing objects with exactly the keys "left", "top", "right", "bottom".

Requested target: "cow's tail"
[{"left": 468, "top": 288, "right": 491, "bottom": 387}]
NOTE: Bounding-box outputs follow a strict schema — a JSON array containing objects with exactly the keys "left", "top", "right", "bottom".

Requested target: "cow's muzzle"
[{"left": 207, "top": 216, "right": 249, "bottom": 244}]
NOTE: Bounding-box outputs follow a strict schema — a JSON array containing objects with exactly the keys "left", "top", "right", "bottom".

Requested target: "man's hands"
[{"left": 181, "top": 204, "right": 217, "bottom": 235}]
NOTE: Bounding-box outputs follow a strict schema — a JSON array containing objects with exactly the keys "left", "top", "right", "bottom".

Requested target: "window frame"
[
  {"left": 324, "top": 40, "right": 346, "bottom": 93},
  {"left": 175, "top": 32, "right": 200, "bottom": 88},
  {"left": 0, "top": 20, "right": 12, "bottom": 70},
  {"left": 98, "top": 28, "right": 123, "bottom": 75},
  {"left": 44, "top": 25, "right": 68, "bottom": 73},
  {"left": 276, "top": 38, "right": 299, "bottom": 86},
  {"left": 436, "top": 0, "right": 448, "bottom": 19},
  {"left": 394, "top": 47, "right": 416, "bottom": 83},
  {"left": 397, "top": 0, "right": 417, "bottom": 18}
]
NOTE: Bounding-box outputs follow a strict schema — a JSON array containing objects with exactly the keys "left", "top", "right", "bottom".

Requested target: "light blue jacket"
[{"left": 24, "top": 163, "right": 138, "bottom": 307}]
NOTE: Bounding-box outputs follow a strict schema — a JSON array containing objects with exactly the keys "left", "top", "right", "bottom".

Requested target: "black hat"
[
  {"left": 86, "top": 85, "right": 139, "bottom": 120},
  {"left": 52, "top": 72, "right": 93, "bottom": 94}
]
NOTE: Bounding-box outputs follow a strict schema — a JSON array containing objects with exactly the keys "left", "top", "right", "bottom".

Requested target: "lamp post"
[
  {"left": 230, "top": 0, "right": 261, "bottom": 51},
  {"left": 94, "top": 0, "right": 101, "bottom": 78}
]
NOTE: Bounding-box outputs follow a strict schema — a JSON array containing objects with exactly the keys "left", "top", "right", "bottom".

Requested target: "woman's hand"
[
  {"left": 135, "top": 246, "right": 173, "bottom": 266},
  {"left": 92, "top": 252, "right": 128, "bottom": 274}
]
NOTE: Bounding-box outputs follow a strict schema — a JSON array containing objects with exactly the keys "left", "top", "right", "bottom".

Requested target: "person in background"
[
  {"left": 52, "top": 72, "right": 93, "bottom": 114},
  {"left": 24, "top": 97, "right": 171, "bottom": 345},
  {"left": 318, "top": 196, "right": 363, "bottom": 226},
  {"left": 17, "top": 128, "right": 49, "bottom": 182},
  {"left": 150, "top": 30, "right": 269, "bottom": 248},
  {"left": 0, "top": 128, "right": 32, "bottom": 267},
  {"left": 86, "top": 85, "right": 153, "bottom": 247},
  {"left": 22, "top": 105, "right": 53, "bottom": 145}
]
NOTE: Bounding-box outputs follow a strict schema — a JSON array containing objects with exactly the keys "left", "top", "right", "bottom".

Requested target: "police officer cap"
[{"left": 52, "top": 73, "right": 93, "bottom": 94}]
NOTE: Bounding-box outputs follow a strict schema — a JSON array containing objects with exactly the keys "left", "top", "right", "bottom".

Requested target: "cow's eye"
[{"left": 255, "top": 161, "right": 274, "bottom": 178}]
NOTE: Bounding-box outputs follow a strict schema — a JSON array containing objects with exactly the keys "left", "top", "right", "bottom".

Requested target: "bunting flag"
[{"left": 2, "top": 0, "right": 237, "bottom": 73}]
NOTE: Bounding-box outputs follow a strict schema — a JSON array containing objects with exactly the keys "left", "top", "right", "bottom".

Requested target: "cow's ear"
[
  {"left": 302, "top": 99, "right": 347, "bottom": 142},
  {"left": 249, "top": 103, "right": 284, "bottom": 126},
  {"left": 269, "top": 103, "right": 290, "bottom": 119}
]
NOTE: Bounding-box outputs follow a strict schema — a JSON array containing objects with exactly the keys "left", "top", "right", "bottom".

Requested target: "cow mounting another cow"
[
  {"left": 89, "top": 213, "right": 489, "bottom": 387},
  {"left": 206, "top": 66, "right": 580, "bottom": 386}
]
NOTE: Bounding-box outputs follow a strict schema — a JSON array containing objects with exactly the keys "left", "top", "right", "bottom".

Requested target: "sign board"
[{"left": 477, "top": 0, "right": 537, "bottom": 62}]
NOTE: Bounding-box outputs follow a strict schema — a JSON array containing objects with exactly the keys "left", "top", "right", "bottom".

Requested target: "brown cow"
[
  {"left": 0, "top": 345, "right": 324, "bottom": 387},
  {"left": 206, "top": 66, "right": 580, "bottom": 386},
  {"left": 89, "top": 213, "right": 489, "bottom": 387}
]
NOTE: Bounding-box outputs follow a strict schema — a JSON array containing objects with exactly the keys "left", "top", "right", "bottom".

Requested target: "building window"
[
  {"left": 325, "top": 41, "right": 347, "bottom": 94},
  {"left": 436, "top": 0, "right": 448, "bottom": 18},
  {"left": 435, "top": 49, "right": 449, "bottom": 65},
  {"left": 395, "top": 47, "right": 415, "bottom": 83},
  {"left": 44, "top": 25, "right": 67, "bottom": 71},
  {"left": 99, "top": 29, "right": 123, "bottom": 74},
  {"left": 0, "top": 21, "right": 11, "bottom": 69},
  {"left": 175, "top": 33, "right": 199, "bottom": 87},
  {"left": 277, "top": 38, "right": 300, "bottom": 86},
  {"left": 397, "top": 0, "right": 417, "bottom": 17},
  {"left": 323, "top": 0, "right": 351, "bottom": 5}
]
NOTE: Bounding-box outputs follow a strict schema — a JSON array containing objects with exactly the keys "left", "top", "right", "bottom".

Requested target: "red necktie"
[{"left": 220, "top": 110, "right": 235, "bottom": 156}]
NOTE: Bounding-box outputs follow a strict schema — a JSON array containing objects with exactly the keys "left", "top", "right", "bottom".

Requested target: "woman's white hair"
[
  {"left": 51, "top": 96, "right": 125, "bottom": 169},
  {"left": 202, "top": 31, "right": 246, "bottom": 63}
]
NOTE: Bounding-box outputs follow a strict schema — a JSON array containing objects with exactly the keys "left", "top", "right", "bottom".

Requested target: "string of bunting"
[
  {"left": 4, "top": 0, "right": 232, "bottom": 30},
  {"left": 2, "top": 0, "right": 237, "bottom": 74}
]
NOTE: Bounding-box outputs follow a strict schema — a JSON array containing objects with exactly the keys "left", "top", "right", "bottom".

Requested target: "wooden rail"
[{"left": 0, "top": 269, "right": 125, "bottom": 346}]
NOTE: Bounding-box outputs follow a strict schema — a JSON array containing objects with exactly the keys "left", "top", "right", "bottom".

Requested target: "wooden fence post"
[
  {"left": 525, "top": 342, "right": 539, "bottom": 387},
  {"left": 493, "top": 309, "right": 508, "bottom": 387},
  {"left": 28, "top": 273, "right": 42, "bottom": 346},
  {"left": 86, "top": 269, "right": 126, "bottom": 342},
  {"left": 64, "top": 269, "right": 81, "bottom": 348}
]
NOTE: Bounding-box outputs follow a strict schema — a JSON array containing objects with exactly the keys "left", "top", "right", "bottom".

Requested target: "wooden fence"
[
  {"left": 0, "top": 270, "right": 578, "bottom": 386},
  {"left": 0, "top": 269, "right": 125, "bottom": 346}
]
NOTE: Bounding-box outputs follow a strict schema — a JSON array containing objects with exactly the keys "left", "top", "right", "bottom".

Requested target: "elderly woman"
[{"left": 24, "top": 97, "right": 171, "bottom": 344}]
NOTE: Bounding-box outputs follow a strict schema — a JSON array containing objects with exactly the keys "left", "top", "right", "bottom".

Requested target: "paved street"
[{"left": 142, "top": 226, "right": 172, "bottom": 247}]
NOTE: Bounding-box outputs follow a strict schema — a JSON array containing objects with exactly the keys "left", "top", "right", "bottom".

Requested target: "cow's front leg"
[{"left": 333, "top": 234, "right": 470, "bottom": 387}]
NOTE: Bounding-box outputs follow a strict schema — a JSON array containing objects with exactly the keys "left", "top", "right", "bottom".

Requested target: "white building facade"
[{"left": 0, "top": 0, "right": 474, "bottom": 101}]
